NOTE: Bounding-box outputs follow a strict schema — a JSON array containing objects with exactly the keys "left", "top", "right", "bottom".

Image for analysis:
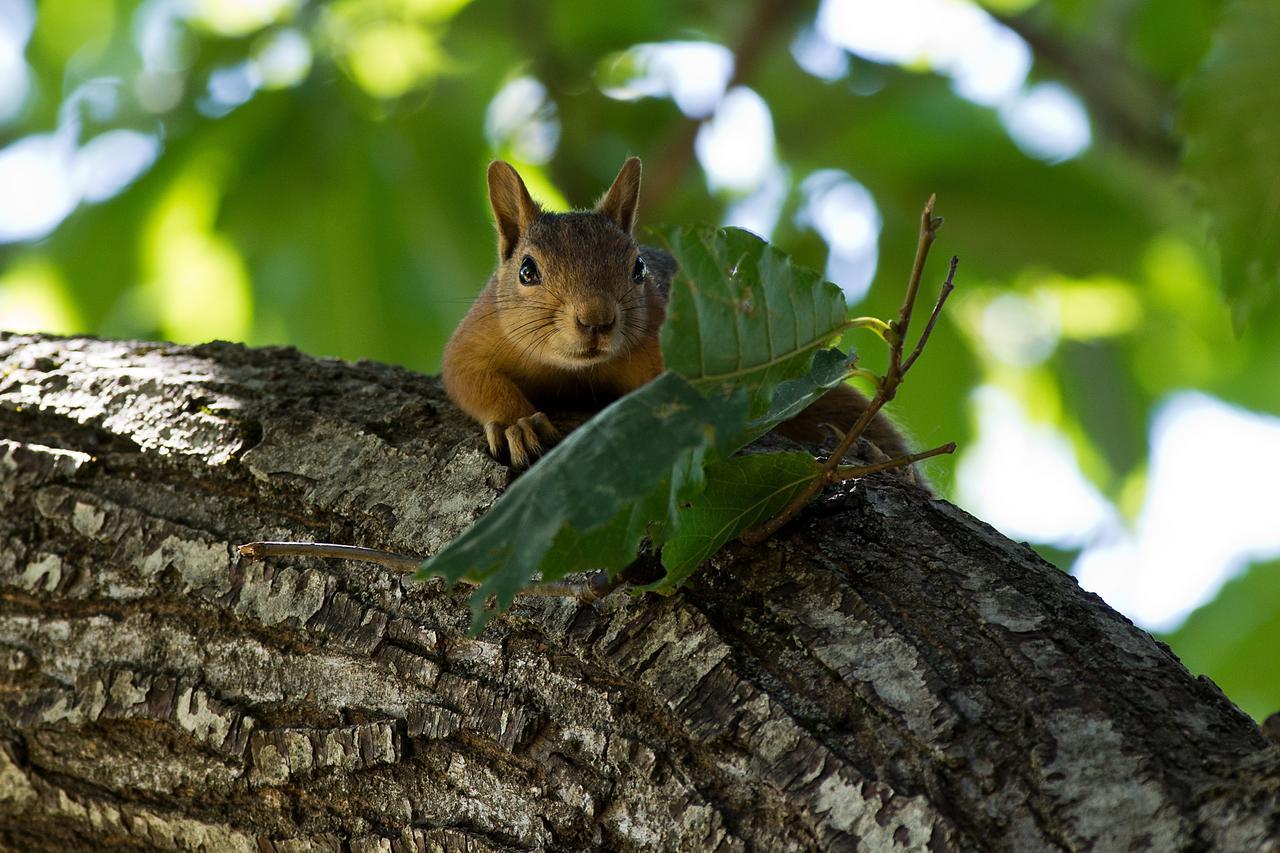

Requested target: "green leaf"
[
  {"left": 524, "top": 229, "right": 865, "bottom": 584},
  {"left": 653, "top": 225, "right": 851, "bottom": 416},
  {"left": 742, "top": 346, "right": 855, "bottom": 442},
  {"left": 645, "top": 452, "right": 822, "bottom": 592},
  {"left": 540, "top": 443, "right": 706, "bottom": 578},
  {"left": 1182, "top": 0, "right": 1280, "bottom": 330},
  {"left": 485, "top": 350, "right": 855, "bottom": 596},
  {"left": 416, "top": 372, "right": 747, "bottom": 624}
]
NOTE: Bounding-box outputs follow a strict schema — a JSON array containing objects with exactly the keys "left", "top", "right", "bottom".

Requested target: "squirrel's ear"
[
  {"left": 487, "top": 161, "right": 541, "bottom": 260},
  {"left": 596, "top": 157, "right": 642, "bottom": 234}
]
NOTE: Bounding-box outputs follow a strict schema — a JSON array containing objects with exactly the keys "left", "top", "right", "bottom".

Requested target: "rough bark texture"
[{"left": 0, "top": 333, "right": 1276, "bottom": 852}]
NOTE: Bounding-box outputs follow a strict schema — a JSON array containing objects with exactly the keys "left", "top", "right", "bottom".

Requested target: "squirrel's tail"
[{"left": 773, "top": 383, "right": 929, "bottom": 489}]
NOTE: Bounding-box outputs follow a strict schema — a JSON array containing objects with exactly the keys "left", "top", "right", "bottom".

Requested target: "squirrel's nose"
[{"left": 575, "top": 312, "right": 617, "bottom": 335}]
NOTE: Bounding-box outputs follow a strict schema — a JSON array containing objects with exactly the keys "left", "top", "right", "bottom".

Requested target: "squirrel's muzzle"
[{"left": 574, "top": 304, "right": 617, "bottom": 336}]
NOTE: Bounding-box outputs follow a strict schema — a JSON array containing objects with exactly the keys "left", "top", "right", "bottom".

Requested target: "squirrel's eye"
[
  {"left": 518, "top": 256, "right": 541, "bottom": 286},
  {"left": 631, "top": 256, "right": 647, "bottom": 285}
]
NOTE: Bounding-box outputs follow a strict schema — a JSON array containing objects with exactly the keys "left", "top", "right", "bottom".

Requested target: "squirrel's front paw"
[{"left": 484, "top": 413, "right": 560, "bottom": 468}]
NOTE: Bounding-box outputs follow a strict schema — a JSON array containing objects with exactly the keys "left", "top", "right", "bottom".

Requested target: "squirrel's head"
[{"left": 487, "top": 157, "right": 658, "bottom": 369}]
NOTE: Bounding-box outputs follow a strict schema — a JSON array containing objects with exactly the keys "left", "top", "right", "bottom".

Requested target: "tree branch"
[
  {"left": 832, "top": 440, "right": 956, "bottom": 483},
  {"left": 1, "top": 332, "right": 1275, "bottom": 849}
]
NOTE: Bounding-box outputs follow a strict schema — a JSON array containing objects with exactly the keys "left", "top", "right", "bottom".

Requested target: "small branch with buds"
[{"left": 741, "top": 195, "right": 958, "bottom": 546}]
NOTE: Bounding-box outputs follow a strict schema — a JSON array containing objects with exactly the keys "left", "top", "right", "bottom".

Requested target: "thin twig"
[
  {"left": 507, "top": 574, "right": 620, "bottom": 602},
  {"left": 832, "top": 442, "right": 956, "bottom": 484},
  {"left": 740, "top": 196, "right": 952, "bottom": 546},
  {"left": 822, "top": 197, "right": 943, "bottom": 462},
  {"left": 887, "top": 195, "right": 939, "bottom": 384},
  {"left": 238, "top": 541, "right": 420, "bottom": 572},
  {"left": 237, "top": 541, "right": 618, "bottom": 602},
  {"left": 901, "top": 256, "right": 957, "bottom": 375}
]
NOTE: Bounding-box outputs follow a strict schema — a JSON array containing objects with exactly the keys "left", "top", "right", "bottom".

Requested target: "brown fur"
[
  {"left": 443, "top": 157, "right": 915, "bottom": 476},
  {"left": 772, "top": 383, "right": 911, "bottom": 461}
]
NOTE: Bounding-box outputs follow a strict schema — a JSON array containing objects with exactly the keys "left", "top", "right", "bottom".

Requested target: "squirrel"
[{"left": 442, "top": 157, "right": 912, "bottom": 470}]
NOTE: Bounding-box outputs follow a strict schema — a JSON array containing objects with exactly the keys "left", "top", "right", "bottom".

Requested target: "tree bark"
[{"left": 0, "top": 333, "right": 1275, "bottom": 852}]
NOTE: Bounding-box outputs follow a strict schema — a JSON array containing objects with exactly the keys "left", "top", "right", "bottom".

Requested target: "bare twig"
[
  {"left": 237, "top": 541, "right": 618, "bottom": 602},
  {"left": 832, "top": 442, "right": 956, "bottom": 484},
  {"left": 901, "top": 255, "right": 958, "bottom": 374},
  {"left": 239, "top": 541, "right": 420, "bottom": 572},
  {"left": 740, "top": 196, "right": 954, "bottom": 545},
  {"left": 504, "top": 574, "right": 619, "bottom": 602},
  {"left": 887, "top": 195, "right": 941, "bottom": 383}
]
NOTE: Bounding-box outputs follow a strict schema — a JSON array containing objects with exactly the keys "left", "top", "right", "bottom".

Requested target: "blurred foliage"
[
  {"left": 1182, "top": 0, "right": 1280, "bottom": 331},
  {"left": 1, "top": 0, "right": 1278, "bottom": 718},
  {"left": 1161, "top": 558, "right": 1280, "bottom": 722}
]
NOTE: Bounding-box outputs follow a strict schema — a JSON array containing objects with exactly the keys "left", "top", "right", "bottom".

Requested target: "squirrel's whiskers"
[{"left": 441, "top": 157, "right": 666, "bottom": 468}]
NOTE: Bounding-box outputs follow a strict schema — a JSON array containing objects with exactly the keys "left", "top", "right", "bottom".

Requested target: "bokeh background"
[{"left": 1, "top": 0, "right": 1277, "bottom": 718}]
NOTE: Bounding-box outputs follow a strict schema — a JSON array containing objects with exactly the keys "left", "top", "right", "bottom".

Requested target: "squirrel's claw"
[
  {"left": 485, "top": 413, "right": 560, "bottom": 469},
  {"left": 484, "top": 422, "right": 508, "bottom": 463}
]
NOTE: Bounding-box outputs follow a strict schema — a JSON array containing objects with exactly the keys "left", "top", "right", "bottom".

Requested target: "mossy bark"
[{"left": 0, "top": 334, "right": 1276, "bottom": 851}]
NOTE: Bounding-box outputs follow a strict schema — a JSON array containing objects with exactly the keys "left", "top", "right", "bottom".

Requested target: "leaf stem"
[{"left": 847, "top": 316, "right": 895, "bottom": 341}]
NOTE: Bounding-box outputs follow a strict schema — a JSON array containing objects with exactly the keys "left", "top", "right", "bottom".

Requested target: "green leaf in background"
[
  {"left": 1182, "top": 0, "right": 1280, "bottom": 330},
  {"left": 653, "top": 225, "right": 851, "bottom": 416},
  {"left": 1160, "top": 559, "right": 1280, "bottom": 721},
  {"left": 416, "top": 372, "right": 747, "bottom": 623},
  {"left": 648, "top": 452, "right": 822, "bottom": 592}
]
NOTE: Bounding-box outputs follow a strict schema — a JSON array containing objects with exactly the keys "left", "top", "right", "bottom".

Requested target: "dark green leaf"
[
  {"left": 646, "top": 452, "right": 822, "bottom": 592},
  {"left": 416, "top": 372, "right": 746, "bottom": 624},
  {"left": 547, "top": 424, "right": 832, "bottom": 596},
  {"left": 540, "top": 443, "right": 705, "bottom": 578},
  {"left": 653, "top": 225, "right": 851, "bottom": 416},
  {"left": 742, "top": 346, "right": 855, "bottom": 442}
]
